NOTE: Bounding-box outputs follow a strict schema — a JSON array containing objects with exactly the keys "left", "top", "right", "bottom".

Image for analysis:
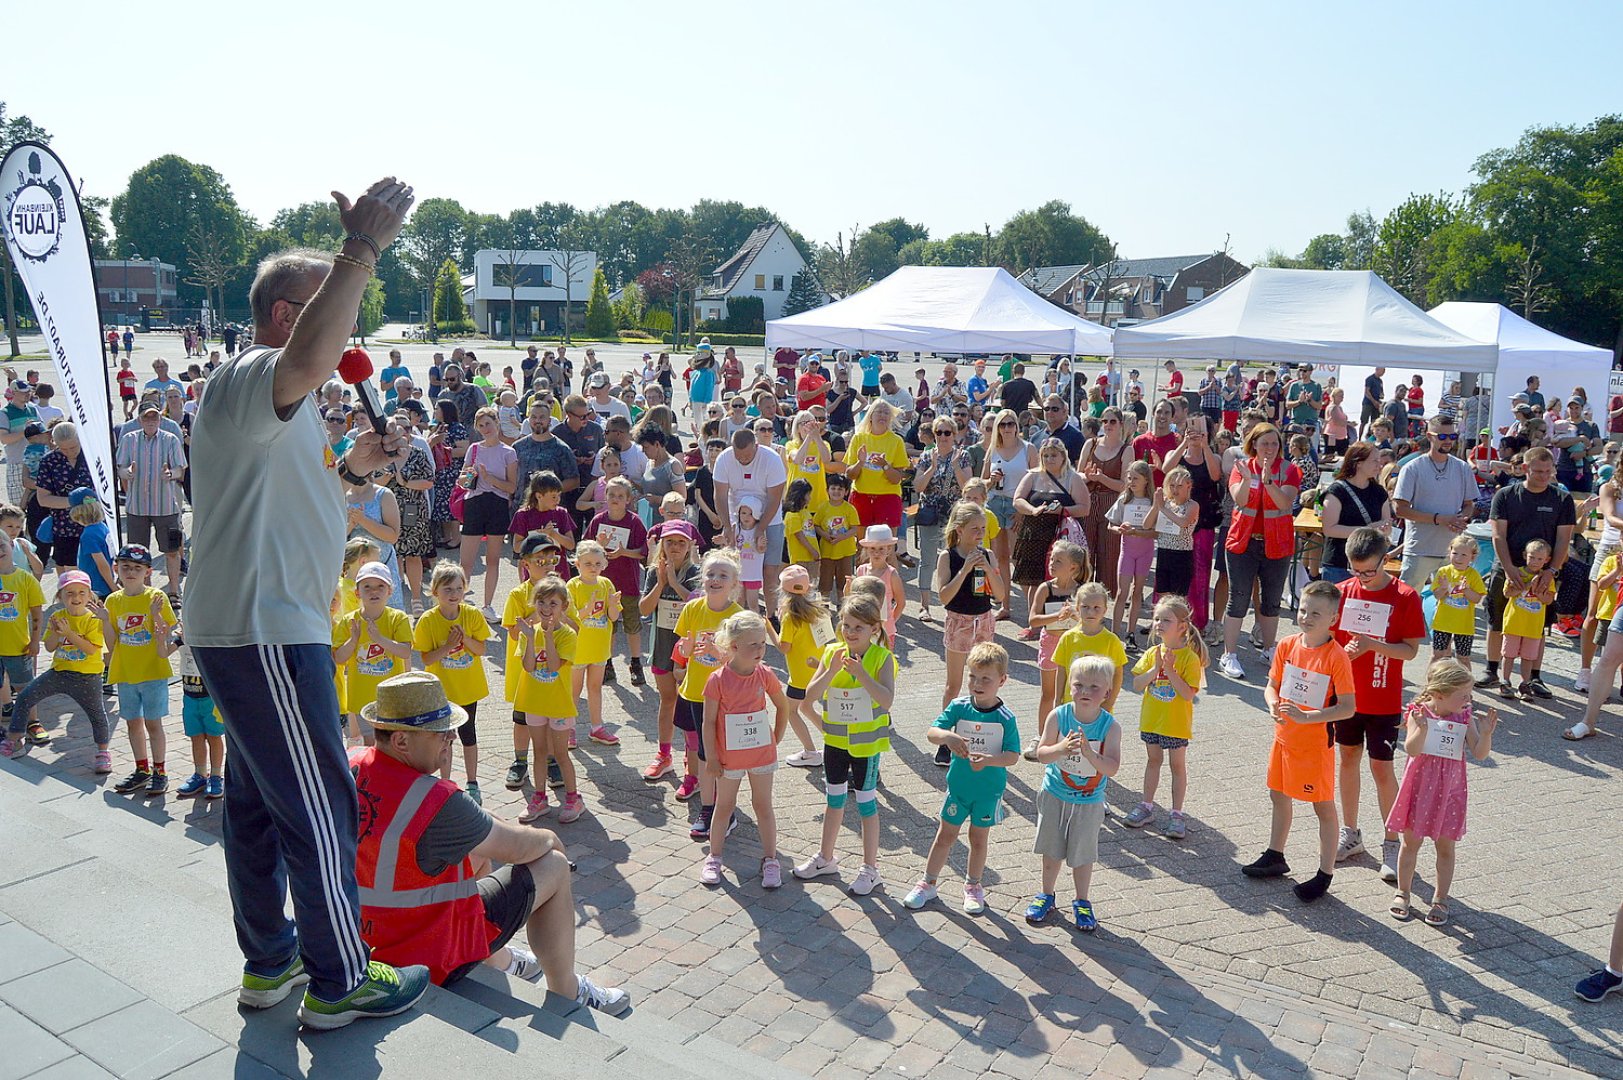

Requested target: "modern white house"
[
  {"left": 463, "top": 248, "right": 599, "bottom": 338},
  {"left": 693, "top": 223, "right": 809, "bottom": 324}
]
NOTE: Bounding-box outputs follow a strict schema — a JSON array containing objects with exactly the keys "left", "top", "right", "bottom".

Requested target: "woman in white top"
[{"left": 980, "top": 407, "right": 1036, "bottom": 620}]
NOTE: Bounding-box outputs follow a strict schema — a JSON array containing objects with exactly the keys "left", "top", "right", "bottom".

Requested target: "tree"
[
  {"left": 1504, "top": 236, "right": 1557, "bottom": 319},
  {"left": 584, "top": 268, "right": 616, "bottom": 338},
  {"left": 1372, "top": 192, "right": 1457, "bottom": 306},
  {"left": 1299, "top": 233, "right": 1347, "bottom": 270},
  {"left": 1343, "top": 211, "right": 1378, "bottom": 271},
  {"left": 666, "top": 233, "right": 717, "bottom": 350},
  {"left": 432, "top": 258, "right": 470, "bottom": 331},
  {"left": 851, "top": 227, "right": 901, "bottom": 284},
  {"left": 81, "top": 195, "right": 112, "bottom": 260},
  {"left": 993, "top": 200, "right": 1111, "bottom": 272},
  {"left": 357, "top": 277, "right": 386, "bottom": 342},
  {"left": 270, "top": 201, "right": 344, "bottom": 247},
  {"left": 782, "top": 268, "right": 824, "bottom": 317},
  {"left": 184, "top": 225, "right": 237, "bottom": 330},
  {"left": 110, "top": 155, "right": 250, "bottom": 305},
  {"left": 899, "top": 231, "right": 986, "bottom": 267},
  {"left": 636, "top": 263, "right": 677, "bottom": 307},
  {"left": 398, "top": 198, "right": 471, "bottom": 333},
  {"left": 613, "top": 282, "right": 645, "bottom": 330},
  {"left": 546, "top": 225, "right": 591, "bottom": 343},
  {"left": 817, "top": 226, "right": 868, "bottom": 299}
]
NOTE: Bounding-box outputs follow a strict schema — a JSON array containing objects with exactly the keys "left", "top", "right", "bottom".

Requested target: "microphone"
[{"left": 337, "top": 347, "right": 389, "bottom": 435}]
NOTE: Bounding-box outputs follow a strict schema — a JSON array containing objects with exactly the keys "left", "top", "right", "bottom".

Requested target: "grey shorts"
[
  {"left": 1033, "top": 790, "right": 1105, "bottom": 868},
  {"left": 127, "top": 513, "right": 183, "bottom": 554}
]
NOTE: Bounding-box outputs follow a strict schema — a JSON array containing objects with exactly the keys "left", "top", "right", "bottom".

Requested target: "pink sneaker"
[
  {"left": 589, "top": 726, "right": 620, "bottom": 747},
  {"left": 761, "top": 857, "right": 783, "bottom": 890},
  {"left": 699, "top": 855, "right": 722, "bottom": 886},
  {"left": 518, "top": 792, "right": 550, "bottom": 823},
  {"left": 93, "top": 750, "right": 112, "bottom": 775},
  {"left": 0, "top": 736, "right": 29, "bottom": 760},
  {"left": 674, "top": 774, "right": 699, "bottom": 801},
  {"left": 567, "top": 730, "right": 578, "bottom": 752},
  {"left": 642, "top": 753, "right": 675, "bottom": 782},
  {"left": 558, "top": 793, "right": 586, "bottom": 823}
]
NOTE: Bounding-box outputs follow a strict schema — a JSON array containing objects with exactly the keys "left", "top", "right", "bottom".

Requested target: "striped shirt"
[{"left": 117, "top": 428, "right": 187, "bottom": 516}]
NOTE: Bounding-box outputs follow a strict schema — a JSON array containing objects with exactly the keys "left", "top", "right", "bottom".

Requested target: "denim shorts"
[
  {"left": 0, "top": 653, "right": 33, "bottom": 690},
  {"left": 988, "top": 494, "right": 1016, "bottom": 530},
  {"left": 117, "top": 678, "right": 169, "bottom": 720}
]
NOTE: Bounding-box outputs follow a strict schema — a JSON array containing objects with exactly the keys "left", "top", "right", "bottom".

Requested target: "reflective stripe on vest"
[{"left": 359, "top": 772, "right": 479, "bottom": 908}]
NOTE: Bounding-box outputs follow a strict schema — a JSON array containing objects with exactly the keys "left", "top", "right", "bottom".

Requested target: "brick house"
[{"left": 1019, "top": 253, "right": 1249, "bottom": 327}]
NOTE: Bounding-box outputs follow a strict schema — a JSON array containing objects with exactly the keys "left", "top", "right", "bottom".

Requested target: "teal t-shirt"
[
  {"left": 1041, "top": 704, "right": 1115, "bottom": 805},
  {"left": 933, "top": 696, "right": 1020, "bottom": 802}
]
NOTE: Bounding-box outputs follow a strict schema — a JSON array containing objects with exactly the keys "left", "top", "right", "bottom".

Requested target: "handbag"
[{"left": 449, "top": 444, "right": 476, "bottom": 523}]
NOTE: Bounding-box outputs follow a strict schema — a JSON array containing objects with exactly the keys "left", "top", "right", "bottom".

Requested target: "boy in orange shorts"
[{"left": 1243, "top": 581, "right": 1357, "bottom": 903}]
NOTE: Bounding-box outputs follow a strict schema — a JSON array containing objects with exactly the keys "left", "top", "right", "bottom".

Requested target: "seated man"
[{"left": 352, "top": 672, "right": 629, "bottom": 1014}]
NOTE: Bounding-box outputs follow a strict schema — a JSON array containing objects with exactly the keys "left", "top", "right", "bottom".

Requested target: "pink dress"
[{"left": 1385, "top": 703, "right": 1471, "bottom": 840}]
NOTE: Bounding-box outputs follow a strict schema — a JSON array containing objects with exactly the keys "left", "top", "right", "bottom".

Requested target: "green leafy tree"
[
  {"left": 1299, "top": 233, "right": 1347, "bottom": 270},
  {"left": 433, "top": 258, "right": 471, "bottom": 331},
  {"left": 817, "top": 227, "right": 868, "bottom": 299},
  {"left": 613, "top": 281, "right": 645, "bottom": 329},
  {"left": 270, "top": 201, "right": 344, "bottom": 247},
  {"left": 993, "top": 200, "right": 1111, "bottom": 272},
  {"left": 584, "top": 268, "right": 616, "bottom": 337},
  {"left": 781, "top": 269, "right": 824, "bottom": 316},
  {"left": 109, "top": 155, "right": 250, "bottom": 305},
  {"left": 851, "top": 228, "right": 901, "bottom": 284},
  {"left": 899, "top": 231, "right": 986, "bottom": 267},
  {"left": 1372, "top": 192, "right": 1457, "bottom": 306},
  {"left": 357, "top": 277, "right": 386, "bottom": 342},
  {"left": 399, "top": 198, "right": 471, "bottom": 332}
]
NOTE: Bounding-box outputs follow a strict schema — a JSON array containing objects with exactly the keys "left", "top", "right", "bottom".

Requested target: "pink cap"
[
  {"left": 56, "top": 570, "right": 92, "bottom": 591},
  {"left": 778, "top": 565, "right": 812, "bottom": 595}
]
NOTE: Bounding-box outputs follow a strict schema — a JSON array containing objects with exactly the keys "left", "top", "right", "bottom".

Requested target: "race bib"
[
  {"left": 596, "top": 524, "right": 631, "bottom": 552},
  {"left": 724, "top": 707, "right": 772, "bottom": 751},
  {"left": 1059, "top": 739, "right": 1104, "bottom": 778},
  {"left": 1123, "top": 503, "right": 1151, "bottom": 528},
  {"left": 1154, "top": 511, "right": 1182, "bottom": 537},
  {"left": 810, "top": 617, "right": 836, "bottom": 648},
  {"left": 1281, "top": 662, "right": 1330, "bottom": 711},
  {"left": 1339, "top": 599, "right": 1391, "bottom": 639},
  {"left": 955, "top": 719, "right": 996, "bottom": 756},
  {"left": 656, "top": 597, "right": 685, "bottom": 631},
  {"left": 1422, "top": 718, "right": 1466, "bottom": 760},
  {"left": 827, "top": 685, "right": 872, "bottom": 728},
  {"left": 177, "top": 649, "right": 198, "bottom": 679},
  {"left": 1043, "top": 600, "right": 1077, "bottom": 629}
]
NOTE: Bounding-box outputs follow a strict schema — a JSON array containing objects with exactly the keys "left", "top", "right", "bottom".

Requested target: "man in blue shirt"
[
  {"left": 144, "top": 358, "right": 185, "bottom": 399},
  {"left": 966, "top": 359, "right": 991, "bottom": 410},
  {"left": 859, "top": 351, "right": 883, "bottom": 399},
  {"left": 379, "top": 349, "right": 410, "bottom": 395}
]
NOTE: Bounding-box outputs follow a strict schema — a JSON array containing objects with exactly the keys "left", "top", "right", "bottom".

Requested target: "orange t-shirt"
[{"left": 1268, "top": 634, "right": 1356, "bottom": 755}]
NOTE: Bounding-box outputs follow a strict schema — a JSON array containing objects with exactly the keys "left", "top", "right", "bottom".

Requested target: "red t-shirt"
[
  {"left": 1332, "top": 576, "right": 1425, "bottom": 716},
  {"left": 1165, "top": 369, "right": 1185, "bottom": 396},
  {"left": 117, "top": 370, "right": 137, "bottom": 396},
  {"left": 1133, "top": 431, "right": 1180, "bottom": 486},
  {"left": 796, "top": 371, "right": 829, "bottom": 408},
  {"left": 1610, "top": 394, "right": 1623, "bottom": 436}
]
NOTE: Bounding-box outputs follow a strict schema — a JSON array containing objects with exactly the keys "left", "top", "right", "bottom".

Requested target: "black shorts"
[
  {"left": 1154, "top": 548, "right": 1195, "bottom": 596},
  {"left": 461, "top": 491, "right": 512, "bottom": 537},
  {"left": 674, "top": 696, "right": 703, "bottom": 733},
  {"left": 1431, "top": 630, "right": 1474, "bottom": 656},
  {"left": 1333, "top": 711, "right": 1401, "bottom": 762},
  {"left": 444, "top": 863, "right": 537, "bottom": 985},
  {"left": 786, "top": 685, "right": 806, "bottom": 700},
  {"left": 456, "top": 701, "right": 479, "bottom": 746},
  {"left": 823, "top": 745, "right": 879, "bottom": 791}
]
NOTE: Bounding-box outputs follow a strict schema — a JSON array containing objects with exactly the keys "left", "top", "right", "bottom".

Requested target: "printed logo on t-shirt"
[
  {"left": 357, "top": 642, "right": 392, "bottom": 677},
  {"left": 1148, "top": 679, "right": 1178, "bottom": 702},
  {"left": 528, "top": 650, "right": 560, "bottom": 683},
  {"left": 584, "top": 597, "right": 608, "bottom": 629},
  {"left": 695, "top": 630, "right": 720, "bottom": 668},
  {"left": 119, "top": 613, "right": 151, "bottom": 647},
  {"left": 441, "top": 645, "right": 473, "bottom": 670},
  {"left": 0, "top": 591, "right": 16, "bottom": 622}
]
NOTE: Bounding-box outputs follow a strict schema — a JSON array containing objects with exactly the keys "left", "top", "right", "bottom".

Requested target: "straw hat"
[{"left": 361, "top": 672, "right": 466, "bottom": 732}]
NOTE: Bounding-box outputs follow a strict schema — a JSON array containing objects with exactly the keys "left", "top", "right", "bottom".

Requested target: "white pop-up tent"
[
  {"left": 1427, "top": 302, "right": 1614, "bottom": 441},
  {"left": 766, "top": 265, "right": 1115, "bottom": 357},
  {"left": 1112, "top": 268, "right": 1498, "bottom": 371}
]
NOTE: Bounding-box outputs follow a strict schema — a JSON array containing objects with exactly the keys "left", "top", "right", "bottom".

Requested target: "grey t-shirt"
[
  {"left": 1392, "top": 455, "right": 1480, "bottom": 558},
  {"left": 187, "top": 346, "right": 346, "bottom": 646},
  {"left": 416, "top": 790, "right": 495, "bottom": 877}
]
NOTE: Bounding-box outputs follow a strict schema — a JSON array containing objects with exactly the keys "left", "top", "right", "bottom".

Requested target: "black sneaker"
[
  {"left": 1473, "top": 672, "right": 1500, "bottom": 690},
  {"left": 1242, "top": 850, "right": 1290, "bottom": 878},
  {"left": 602, "top": 660, "right": 617, "bottom": 685},
  {"left": 628, "top": 658, "right": 646, "bottom": 687},
  {"left": 1, "top": 701, "right": 11, "bottom": 718},
  {"left": 934, "top": 744, "right": 952, "bottom": 767},
  {"left": 114, "top": 769, "right": 152, "bottom": 795},
  {"left": 1525, "top": 678, "right": 1554, "bottom": 699},
  {"left": 145, "top": 772, "right": 169, "bottom": 798},
  {"left": 504, "top": 759, "right": 528, "bottom": 791},
  {"left": 547, "top": 758, "right": 563, "bottom": 789}
]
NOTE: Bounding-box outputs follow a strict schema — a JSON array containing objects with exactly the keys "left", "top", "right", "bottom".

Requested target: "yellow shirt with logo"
[
  {"left": 332, "top": 607, "right": 413, "bottom": 713},
  {"left": 0, "top": 568, "right": 44, "bottom": 656},
  {"left": 813, "top": 501, "right": 860, "bottom": 560},
  {"left": 567, "top": 576, "right": 617, "bottom": 665},
  {"left": 1131, "top": 644, "right": 1204, "bottom": 740},
  {"left": 413, "top": 604, "right": 491, "bottom": 705},
  {"left": 784, "top": 439, "right": 830, "bottom": 509},
  {"left": 1052, "top": 626, "right": 1128, "bottom": 704},
  {"left": 105, "top": 588, "right": 176, "bottom": 685},
  {"left": 515, "top": 624, "right": 577, "bottom": 718},
  {"left": 1429, "top": 564, "right": 1486, "bottom": 637},
  {"left": 501, "top": 583, "right": 537, "bottom": 703},
  {"left": 784, "top": 509, "right": 819, "bottom": 564},
  {"left": 52, "top": 611, "right": 105, "bottom": 675},
  {"left": 675, "top": 599, "right": 741, "bottom": 702},
  {"left": 779, "top": 611, "right": 834, "bottom": 690},
  {"left": 844, "top": 431, "right": 908, "bottom": 496},
  {"left": 1599, "top": 554, "right": 1622, "bottom": 623}
]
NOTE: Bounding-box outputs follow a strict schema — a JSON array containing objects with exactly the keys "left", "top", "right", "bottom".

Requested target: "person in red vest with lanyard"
[
  {"left": 351, "top": 673, "right": 629, "bottom": 1014},
  {"left": 1216, "top": 423, "right": 1301, "bottom": 682}
]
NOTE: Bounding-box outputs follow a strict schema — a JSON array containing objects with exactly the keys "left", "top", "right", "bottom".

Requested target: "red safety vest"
[
  {"left": 1225, "top": 457, "right": 1296, "bottom": 561},
  {"left": 351, "top": 747, "right": 494, "bottom": 984}
]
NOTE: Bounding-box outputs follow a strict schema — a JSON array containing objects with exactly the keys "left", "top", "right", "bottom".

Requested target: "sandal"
[
  {"left": 918, "top": 609, "right": 935, "bottom": 622},
  {"left": 1425, "top": 901, "right": 1450, "bottom": 926},
  {"left": 1389, "top": 891, "right": 1412, "bottom": 920},
  {"left": 1563, "top": 722, "right": 1596, "bottom": 740},
  {"left": 1018, "top": 626, "right": 1041, "bottom": 642}
]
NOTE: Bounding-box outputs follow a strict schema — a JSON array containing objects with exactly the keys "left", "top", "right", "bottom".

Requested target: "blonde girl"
[
  {"left": 332, "top": 562, "right": 412, "bottom": 747},
  {"left": 1107, "top": 460, "right": 1157, "bottom": 652},
  {"left": 1387, "top": 661, "right": 1497, "bottom": 925},
  {"left": 515, "top": 575, "right": 581, "bottom": 823},
  {"left": 637, "top": 521, "right": 702, "bottom": 784},
  {"left": 1124, "top": 596, "right": 1209, "bottom": 838},
  {"left": 412, "top": 561, "right": 491, "bottom": 802},
  {"left": 567, "top": 540, "right": 621, "bottom": 752},
  {"left": 1029, "top": 540, "right": 1087, "bottom": 736},
  {"left": 1147, "top": 466, "right": 1197, "bottom": 605},
  {"left": 699, "top": 611, "right": 793, "bottom": 888},
  {"left": 981, "top": 408, "right": 1037, "bottom": 620},
  {"left": 796, "top": 594, "right": 896, "bottom": 896},
  {"left": 1428, "top": 534, "right": 1486, "bottom": 668},
  {"left": 333, "top": 537, "right": 381, "bottom": 712},
  {"left": 935, "top": 499, "right": 1004, "bottom": 717},
  {"left": 576, "top": 446, "right": 623, "bottom": 517},
  {"left": 785, "top": 410, "right": 833, "bottom": 511},
  {"left": 771, "top": 565, "right": 831, "bottom": 767},
  {"left": 853, "top": 525, "right": 905, "bottom": 643},
  {"left": 673, "top": 549, "right": 744, "bottom": 838}
]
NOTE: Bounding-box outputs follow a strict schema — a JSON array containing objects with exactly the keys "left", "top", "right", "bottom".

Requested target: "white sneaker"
[
  {"left": 784, "top": 749, "right": 823, "bottom": 768},
  {"left": 1335, "top": 827, "right": 1365, "bottom": 862},
  {"left": 481, "top": 604, "right": 499, "bottom": 623},
  {"left": 848, "top": 864, "right": 882, "bottom": 896},
  {"left": 792, "top": 853, "right": 840, "bottom": 880},
  {"left": 574, "top": 973, "right": 631, "bottom": 1016},
  {"left": 902, "top": 879, "right": 938, "bottom": 909},
  {"left": 1575, "top": 668, "right": 1592, "bottom": 694},
  {"left": 1259, "top": 645, "right": 1275, "bottom": 666},
  {"left": 506, "top": 947, "right": 543, "bottom": 982},
  {"left": 1379, "top": 839, "right": 1400, "bottom": 883},
  {"left": 1219, "top": 652, "right": 1245, "bottom": 680}
]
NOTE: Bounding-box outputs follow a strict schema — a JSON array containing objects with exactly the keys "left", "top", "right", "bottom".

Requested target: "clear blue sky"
[{"left": 22, "top": 0, "right": 1623, "bottom": 264}]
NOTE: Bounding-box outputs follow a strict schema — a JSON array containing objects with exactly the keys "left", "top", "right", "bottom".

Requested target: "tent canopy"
[
  {"left": 765, "top": 266, "right": 1115, "bottom": 356},
  {"left": 1112, "top": 268, "right": 1498, "bottom": 371},
  {"left": 1428, "top": 301, "right": 1613, "bottom": 439}
]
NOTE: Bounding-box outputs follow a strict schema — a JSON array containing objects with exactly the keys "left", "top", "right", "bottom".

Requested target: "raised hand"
[{"left": 332, "top": 177, "right": 416, "bottom": 254}]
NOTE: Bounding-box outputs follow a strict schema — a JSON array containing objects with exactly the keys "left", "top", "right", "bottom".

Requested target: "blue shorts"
[
  {"left": 117, "top": 678, "right": 169, "bottom": 721},
  {"left": 183, "top": 695, "right": 224, "bottom": 737},
  {"left": 988, "top": 494, "right": 1016, "bottom": 530},
  {"left": 0, "top": 653, "right": 34, "bottom": 690},
  {"left": 940, "top": 789, "right": 1007, "bottom": 829}
]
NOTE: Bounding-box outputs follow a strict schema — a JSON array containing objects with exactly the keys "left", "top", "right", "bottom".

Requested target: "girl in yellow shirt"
[
  {"left": 413, "top": 561, "right": 491, "bottom": 803},
  {"left": 567, "top": 541, "right": 621, "bottom": 748},
  {"left": 770, "top": 564, "right": 832, "bottom": 768},
  {"left": 516, "top": 576, "right": 586, "bottom": 823},
  {"left": 673, "top": 549, "right": 743, "bottom": 834},
  {"left": 1125, "top": 597, "right": 1208, "bottom": 839},
  {"left": 105, "top": 551, "right": 178, "bottom": 794},
  {"left": 1, "top": 570, "right": 112, "bottom": 773},
  {"left": 332, "top": 562, "right": 414, "bottom": 746}
]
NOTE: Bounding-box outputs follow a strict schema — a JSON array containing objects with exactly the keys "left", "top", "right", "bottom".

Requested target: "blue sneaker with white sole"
[
  {"left": 1073, "top": 898, "right": 1098, "bottom": 933},
  {"left": 297, "top": 961, "right": 430, "bottom": 1030}
]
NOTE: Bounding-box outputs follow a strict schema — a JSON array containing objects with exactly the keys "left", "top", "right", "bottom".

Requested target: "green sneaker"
[
  {"left": 239, "top": 955, "right": 310, "bottom": 1008},
  {"left": 297, "top": 961, "right": 430, "bottom": 1031}
]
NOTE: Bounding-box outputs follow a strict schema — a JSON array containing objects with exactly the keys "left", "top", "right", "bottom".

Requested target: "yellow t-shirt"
[
  {"left": 0, "top": 568, "right": 44, "bottom": 656},
  {"left": 105, "top": 587, "right": 176, "bottom": 685},
  {"left": 1131, "top": 644, "right": 1204, "bottom": 740},
  {"left": 1598, "top": 554, "right": 1622, "bottom": 623},
  {"left": 980, "top": 506, "right": 1000, "bottom": 542},
  {"left": 813, "top": 501, "right": 860, "bottom": 560},
  {"left": 1501, "top": 569, "right": 1550, "bottom": 639},
  {"left": 567, "top": 576, "right": 617, "bottom": 665},
  {"left": 676, "top": 599, "right": 741, "bottom": 702},
  {"left": 515, "top": 623, "right": 577, "bottom": 718},
  {"left": 413, "top": 604, "right": 491, "bottom": 705},
  {"left": 501, "top": 583, "right": 537, "bottom": 703},
  {"left": 784, "top": 509, "right": 819, "bottom": 564},
  {"left": 51, "top": 610, "right": 105, "bottom": 675},
  {"left": 1052, "top": 626, "right": 1129, "bottom": 704},
  {"left": 845, "top": 432, "right": 908, "bottom": 496},
  {"left": 332, "top": 607, "right": 413, "bottom": 714},
  {"left": 779, "top": 611, "right": 834, "bottom": 690},
  {"left": 1429, "top": 564, "right": 1486, "bottom": 637},
  {"left": 784, "top": 439, "right": 830, "bottom": 509}
]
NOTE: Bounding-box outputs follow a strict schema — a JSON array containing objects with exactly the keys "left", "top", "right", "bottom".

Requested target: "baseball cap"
[
  {"left": 650, "top": 519, "right": 701, "bottom": 546},
  {"left": 68, "top": 486, "right": 96, "bottom": 507},
  {"left": 778, "top": 565, "right": 811, "bottom": 595},
  {"left": 588, "top": 372, "right": 610, "bottom": 389},
  {"left": 355, "top": 560, "right": 395, "bottom": 587},
  {"left": 517, "top": 533, "right": 561, "bottom": 558},
  {"left": 22, "top": 421, "right": 44, "bottom": 438},
  {"left": 56, "top": 569, "right": 91, "bottom": 591},
  {"left": 140, "top": 402, "right": 162, "bottom": 416},
  {"left": 114, "top": 544, "right": 152, "bottom": 566}
]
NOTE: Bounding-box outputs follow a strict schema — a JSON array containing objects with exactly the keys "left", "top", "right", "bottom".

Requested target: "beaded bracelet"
[{"left": 333, "top": 252, "right": 375, "bottom": 275}]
